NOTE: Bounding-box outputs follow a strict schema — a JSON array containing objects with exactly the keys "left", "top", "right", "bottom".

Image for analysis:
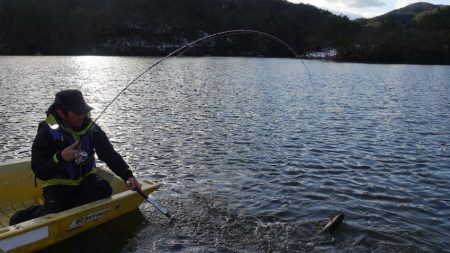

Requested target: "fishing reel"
[{"left": 74, "top": 150, "right": 88, "bottom": 165}]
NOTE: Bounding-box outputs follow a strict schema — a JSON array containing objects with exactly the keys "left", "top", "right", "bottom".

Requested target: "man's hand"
[
  {"left": 126, "top": 177, "right": 142, "bottom": 191},
  {"left": 61, "top": 141, "right": 79, "bottom": 161}
]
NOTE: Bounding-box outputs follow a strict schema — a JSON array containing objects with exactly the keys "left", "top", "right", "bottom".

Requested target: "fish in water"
[{"left": 321, "top": 212, "right": 344, "bottom": 234}]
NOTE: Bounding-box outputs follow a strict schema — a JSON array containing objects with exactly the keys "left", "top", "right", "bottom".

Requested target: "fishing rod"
[
  {"left": 93, "top": 29, "right": 309, "bottom": 123},
  {"left": 92, "top": 29, "right": 309, "bottom": 221},
  {"left": 135, "top": 188, "right": 174, "bottom": 222}
]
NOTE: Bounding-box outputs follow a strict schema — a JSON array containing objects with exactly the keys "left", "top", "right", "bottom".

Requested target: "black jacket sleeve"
[
  {"left": 93, "top": 125, "right": 134, "bottom": 182},
  {"left": 31, "top": 123, "right": 67, "bottom": 180}
]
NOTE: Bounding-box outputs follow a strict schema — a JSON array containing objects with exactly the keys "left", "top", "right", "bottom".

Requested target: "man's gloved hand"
[
  {"left": 126, "top": 176, "right": 142, "bottom": 191},
  {"left": 61, "top": 141, "right": 79, "bottom": 161}
]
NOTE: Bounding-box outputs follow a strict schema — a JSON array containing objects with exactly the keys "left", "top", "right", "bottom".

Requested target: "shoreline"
[{"left": 1, "top": 53, "right": 449, "bottom": 66}]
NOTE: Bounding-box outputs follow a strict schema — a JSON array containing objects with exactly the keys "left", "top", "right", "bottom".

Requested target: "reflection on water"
[{"left": 1, "top": 56, "right": 450, "bottom": 252}]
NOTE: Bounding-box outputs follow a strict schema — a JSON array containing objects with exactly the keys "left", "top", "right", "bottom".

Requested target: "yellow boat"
[{"left": 0, "top": 159, "right": 159, "bottom": 253}]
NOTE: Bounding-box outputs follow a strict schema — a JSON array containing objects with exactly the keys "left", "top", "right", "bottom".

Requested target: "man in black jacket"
[{"left": 10, "top": 89, "right": 141, "bottom": 225}]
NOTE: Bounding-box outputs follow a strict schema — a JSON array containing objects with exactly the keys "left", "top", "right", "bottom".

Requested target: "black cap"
[{"left": 55, "top": 89, "right": 93, "bottom": 114}]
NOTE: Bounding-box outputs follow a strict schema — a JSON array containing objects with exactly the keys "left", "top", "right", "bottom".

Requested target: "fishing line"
[
  {"left": 88, "top": 30, "right": 313, "bottom": 222},
  {"left": 93, "top": 29, "right": 310, "bottom": 123}
]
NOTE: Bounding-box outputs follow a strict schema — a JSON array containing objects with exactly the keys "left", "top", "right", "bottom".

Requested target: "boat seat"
[
  {"left": 0, "top": 198, "right": 43, "bottom": 228},
  {"left": 0, "top": 160, "right": 44, "bottom": 228}
]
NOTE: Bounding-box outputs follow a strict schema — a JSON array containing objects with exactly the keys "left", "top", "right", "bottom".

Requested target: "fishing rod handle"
[{"left": 136, "top": 188, "right": 172, "bottom": 219}]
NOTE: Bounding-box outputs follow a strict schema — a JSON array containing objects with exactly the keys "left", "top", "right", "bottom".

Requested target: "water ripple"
[{"left": 1, "top": 57, "right": 449, "bottom": 252}]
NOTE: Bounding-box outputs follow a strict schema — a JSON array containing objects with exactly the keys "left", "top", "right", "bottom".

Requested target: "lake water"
[{"left": 0, "top": 56, "right": 449, "bottom": 252}]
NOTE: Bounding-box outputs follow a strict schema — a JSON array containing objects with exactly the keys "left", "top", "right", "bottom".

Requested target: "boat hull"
[{"left": 0, "top": 159, "right": 159, "bottom": 252}]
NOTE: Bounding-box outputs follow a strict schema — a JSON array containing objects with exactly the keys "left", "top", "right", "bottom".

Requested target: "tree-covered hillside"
[
  {"left": 338, "top": 3, "right": 450, "bottom": 64},
  {"left": 0, "top": 0, "right": 357, "bottom": 56},
  {"left": 0, "top": 0, "right": 448, "bottom": 64}
]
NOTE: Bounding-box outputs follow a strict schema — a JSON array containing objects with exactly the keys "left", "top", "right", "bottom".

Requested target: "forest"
[{"left": 0, "top": 0, "right": 448, "bottom": 63}]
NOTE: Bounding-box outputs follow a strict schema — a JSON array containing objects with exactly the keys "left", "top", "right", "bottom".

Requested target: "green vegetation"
[
  {"left": 0, "top": 0, "right": 448, "bottom": 64},
  {"left": 338, "top": 3, "right": 450, "bottom": 64}
]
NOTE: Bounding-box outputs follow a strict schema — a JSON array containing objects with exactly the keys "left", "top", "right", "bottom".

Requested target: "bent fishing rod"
[
  {"left": 93, "top": 29, "right": 308, "bottom": 221},
  {"left": 93, "top": 29, "right": 309, "bottom": 123}
]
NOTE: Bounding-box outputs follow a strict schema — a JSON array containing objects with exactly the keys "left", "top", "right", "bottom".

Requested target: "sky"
[{"left": 288, "top": 0, "right": 450, "bottom": 19}]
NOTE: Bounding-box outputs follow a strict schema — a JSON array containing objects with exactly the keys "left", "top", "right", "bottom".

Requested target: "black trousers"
[
  {"left": 37, "top": 174, "right": 113, "bottom": 215},
  {"left": 10, "top": 174, "right": 112, "bottom": 225}
]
